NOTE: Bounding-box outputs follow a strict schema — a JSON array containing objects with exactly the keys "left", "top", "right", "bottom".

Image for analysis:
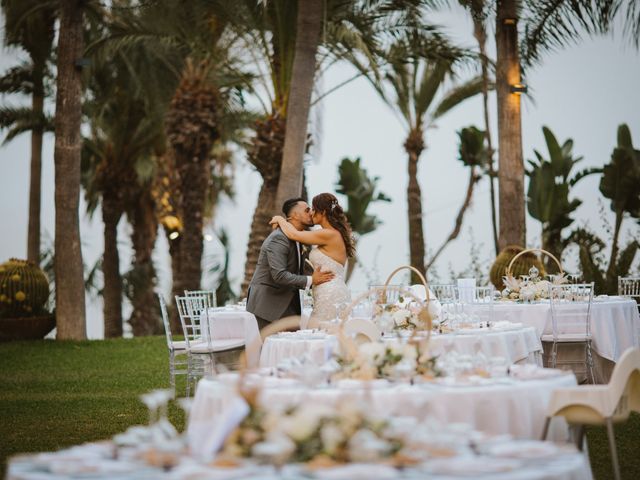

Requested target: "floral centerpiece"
[
  {"left": 501, "top": 266, "right": 568, "bottom": 302},
  {"left": 220, "top": 389, "right": 409, "bottom": 467},
  {"left": 334, "top": 337, "right": 441, "bottom": 381}
]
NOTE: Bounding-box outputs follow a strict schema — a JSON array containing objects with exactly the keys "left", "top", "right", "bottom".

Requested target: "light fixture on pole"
[{"left": 510, "top": 83, "right": 528, "bottom": 95}]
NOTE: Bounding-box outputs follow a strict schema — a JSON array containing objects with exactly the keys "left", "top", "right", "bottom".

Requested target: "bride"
[{"left": 270, "top": 192, "right": 353, "bottom": 328}]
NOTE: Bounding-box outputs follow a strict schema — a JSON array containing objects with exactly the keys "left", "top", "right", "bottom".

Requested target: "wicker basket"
[{"left": 505, "top": 248, "right": 564, "bottom": 278}]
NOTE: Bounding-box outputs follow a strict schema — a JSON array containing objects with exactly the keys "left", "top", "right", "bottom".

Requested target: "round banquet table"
[
  {"left": 189, "top": 371, "right": 577, "bottom": 450},
  {"left": 259, "top": 330, "right": 338, "bottom": 368},
  {"left": 7, "top": 440, "right": 592, "bottom": 480},
  {"left": 463, "top": 297, "right": 640, "bottom": 362},
  {"left": 258, "top": 326, "right": 542, "bottom": 368}
]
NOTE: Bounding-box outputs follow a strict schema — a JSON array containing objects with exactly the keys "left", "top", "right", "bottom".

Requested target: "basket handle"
[
  {"left": 505, "top": 248, "right": 564, "bottom": 277},
  {"left": 384, "top": 265, "right": 431, "bottom": 303}
]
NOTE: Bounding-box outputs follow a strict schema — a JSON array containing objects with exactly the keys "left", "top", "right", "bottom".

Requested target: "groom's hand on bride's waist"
[{"left": 311, "top": 267, "right": 334, "bottom": 286}]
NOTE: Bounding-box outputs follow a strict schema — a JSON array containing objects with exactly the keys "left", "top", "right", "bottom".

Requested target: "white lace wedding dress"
[{"left": 307, "top": 247, "right": 351, "bottom": 328}]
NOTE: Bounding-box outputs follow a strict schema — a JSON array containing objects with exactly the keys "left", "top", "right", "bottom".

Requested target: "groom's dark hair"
[{"left": 282, "top": 197, "right": 305, "bottom": 217}]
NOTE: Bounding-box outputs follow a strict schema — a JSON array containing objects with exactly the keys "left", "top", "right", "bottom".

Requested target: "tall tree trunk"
[
  {"left": 241, "top": 179, "right": 279, "bottom": 295},
  {"left": 606, "top": 210, "right": 624, "bottom": 280},
  {"left": 168, "top": 233, "right": 182, "bottom": 334},
  {"left": 28, "top": 74, "right": 44, "bottom": 264},
  {"left": 495, "top": 0, "right": 526, "bottom": 250},
  {"left": 176, "top": 159, "right": 207, "bottom": 293},
  {"left": 53, "top": 0, "right": 86, "bottom": 340},
  {"left": 404, "top": 128, "right": 426, "bottom": 283},
  {"left": 102, "top": 195, "right": 123, "bottom": 338},
  {"left": 241, "top": 114, "right": 286, "bottom": 296},
  {"left": 472, "top": 16, "right": 500, "bottom": 256},
  {"left": 128, "top": 190, "right": 160, "bottom": 336},
  {"left": 275, "top": 0, "right": 323, "bottom": 208}
]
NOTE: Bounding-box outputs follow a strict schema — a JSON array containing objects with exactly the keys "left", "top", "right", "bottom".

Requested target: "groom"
[{"left": 247, "top": 197, "right": 334, "bottom": 330}]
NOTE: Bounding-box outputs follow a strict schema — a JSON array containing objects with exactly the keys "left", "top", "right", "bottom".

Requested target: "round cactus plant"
[
  {"left": 0, "top": 258, "right": 50, "bottom": 318},
  {"left": 489, "top": 246, "right": 546, "bottom": 290}
]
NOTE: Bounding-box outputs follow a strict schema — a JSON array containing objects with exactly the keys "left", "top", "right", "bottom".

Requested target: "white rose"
[
  {"left": 320, "top": 423, "right": 345, "bottom": 455},
  {"left": 283, "top": 405, "right": 330, "bottom": 441}
]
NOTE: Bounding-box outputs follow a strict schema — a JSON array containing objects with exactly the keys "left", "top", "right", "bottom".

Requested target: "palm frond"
[
  {"left": 521, "top": 0, "right": 614, "bottom": 66},
  {"left": 431, "top": 75, "right": 489, "bottom": 121},
  {"left": 0, "top": 64, "right": 34, "bottom": 94},
  {"left": 0, "top": 106, "right": 53, "bottom": 143}
]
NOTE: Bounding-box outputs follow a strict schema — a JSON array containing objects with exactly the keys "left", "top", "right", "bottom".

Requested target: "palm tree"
[
  {"left": 363, "top": 37, "right": 482, "bottom": 281},
  {"left": 165, "top": 59, "right": 221, "bottom": 302},
  {"left": 274, "top": 0, "right": 324, "bottom": 209},
  {"left": 0, "top": 0, "right": 56, "bottom": 263},
  {"left": 335, "top": 156, "right": 391, "bottom": 282},
  {"left": 93, "top": 0, "right": 252, "bottom": 329},
  {"left": 82, "top": 39, "right": 166, "bottom": 337},
  {"left": 495, "top": 0, "right": 526, "bottom": 249},
  {"left": 53, "top": 0, "right": 87, "bottom": 340}
]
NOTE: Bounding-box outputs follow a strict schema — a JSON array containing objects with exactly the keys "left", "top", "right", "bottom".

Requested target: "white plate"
[
  {"left": 423, "top": 457, "right": 521, "bottom": 475},
  {"left": 488, "top": 440, "right": 560, "bottom": 459}
]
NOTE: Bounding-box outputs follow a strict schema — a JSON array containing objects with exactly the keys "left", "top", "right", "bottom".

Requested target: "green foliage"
[
  {"left": 599, "top": 124, "right": 640, "bottom": 221},
  {"left": 0, "top": 258, "right": 49, "bottom": 318},
  {"left": 527, "top": 127, "right": 585, "bottom": 229},
  {"left": 457, "top": 126, "right": 490, "bottom": 168},
  {"left": 526, "top": 126, "right": 600, "bottom": 267},
  {"left": 335, "top": 157, "right": 390, "bottom": 237},
  {"left": 568, "top": 228, "right": 639, "bottom": 294}
]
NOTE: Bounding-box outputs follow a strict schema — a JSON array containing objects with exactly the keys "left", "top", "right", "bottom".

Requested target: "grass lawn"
[{"left": 1, "top": 337, "right": 639, "bottom": 479}]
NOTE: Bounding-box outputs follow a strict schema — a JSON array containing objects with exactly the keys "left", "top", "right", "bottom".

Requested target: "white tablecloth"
[
  {"left": 465, "top": 298, "right": 640, "bottom": 361},
  {"left": 259, "top": 326, "right": 542, "bottom": 368},
  {"left": 260, "top": 331, "right": 338, "bottom": 367},
  {"left": 7, "top": 441, "right": 592, "bottom": 480},
  {"left": 190, "top": 372, "right": 576, "bottom": 449},
  {"left": 420, "top": 326, "right": 542, "bottom": 365},
  {"left": 205, "top": 307, "right": 262, "bottom": 368}
]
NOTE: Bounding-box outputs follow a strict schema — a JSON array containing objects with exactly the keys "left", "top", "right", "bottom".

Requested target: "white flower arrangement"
[
  {"left": 221, "top": 396, "right": 406, "bottom": 466},
  {"left": 500, "top": 269, "right": 567, "bottom": 302},
  {"left": 335, "top": 339, "right": 439, "bottom": 380}
]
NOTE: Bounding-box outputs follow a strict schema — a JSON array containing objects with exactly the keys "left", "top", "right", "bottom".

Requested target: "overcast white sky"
[{"left": 1, "top": 5, "right": 639, "bottom": 338}]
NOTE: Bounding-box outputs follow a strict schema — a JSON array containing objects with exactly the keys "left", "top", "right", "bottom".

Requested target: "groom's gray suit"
[{"left": 246, "top": 228, "right": 307, "bottom": 327}]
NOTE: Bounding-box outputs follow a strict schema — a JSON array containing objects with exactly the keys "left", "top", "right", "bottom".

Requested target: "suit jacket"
[{"left": 246, "top": 228, "right": 307, "bottom": 322}]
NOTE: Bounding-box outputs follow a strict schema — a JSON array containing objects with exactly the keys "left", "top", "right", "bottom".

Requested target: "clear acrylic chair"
[
  {"left": 175, "top": 295, "right": 213, "bottom": 396},
  {"left": 544, "top": 283, "right": 597, "bottom": 383},
  {"left": 185, "top": 289, "right": 217, "bottom": 309},
  {"left": 430, "top": 284, "right": 459, "bottom": 304},
  {"left": 460, "top": 286, "right": 495, "bottom": 326},
  {"left": 158, "top": 294, "right": 193, "bottom": 390},
  {"left": 618, "top": 276, "right": 640, "bottom": 307}
]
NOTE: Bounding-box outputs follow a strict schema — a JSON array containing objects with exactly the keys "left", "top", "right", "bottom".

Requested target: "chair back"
[
  {"left": 185, "top": 289, "right": 217, "bottom": 308},
  {"left": 618, "top": 277, "right": 640, "bottom": 299},
  {"left": 343, "top": 317, "right": 381, "bottom": 343},
  {"left": 548, "top": 283, "right": 594, "bottom": 340},
  {"left": 430, "top": 284, "right": 459, "bottom": 303},
  {"left": 175, "top": 295, "right": 207, "bottom": 349},
  {"left": 460, "top": 286, "right": 495, "bottom": 325},
  {"left": 158, "top": 294, "right": 174, "bottom": 351},
  {"left": 606, "top": 348, "right": 640, "bottom": 420}
]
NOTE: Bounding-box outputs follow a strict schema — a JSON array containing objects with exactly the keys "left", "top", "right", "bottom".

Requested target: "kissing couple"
[{"left": 246, "top": 192, "right": 354, "bottom": 330}]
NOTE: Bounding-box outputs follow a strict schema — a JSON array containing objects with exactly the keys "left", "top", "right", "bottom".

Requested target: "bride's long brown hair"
[{"left": 312, "top": 193, "right": 355, "bottom": 258}]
